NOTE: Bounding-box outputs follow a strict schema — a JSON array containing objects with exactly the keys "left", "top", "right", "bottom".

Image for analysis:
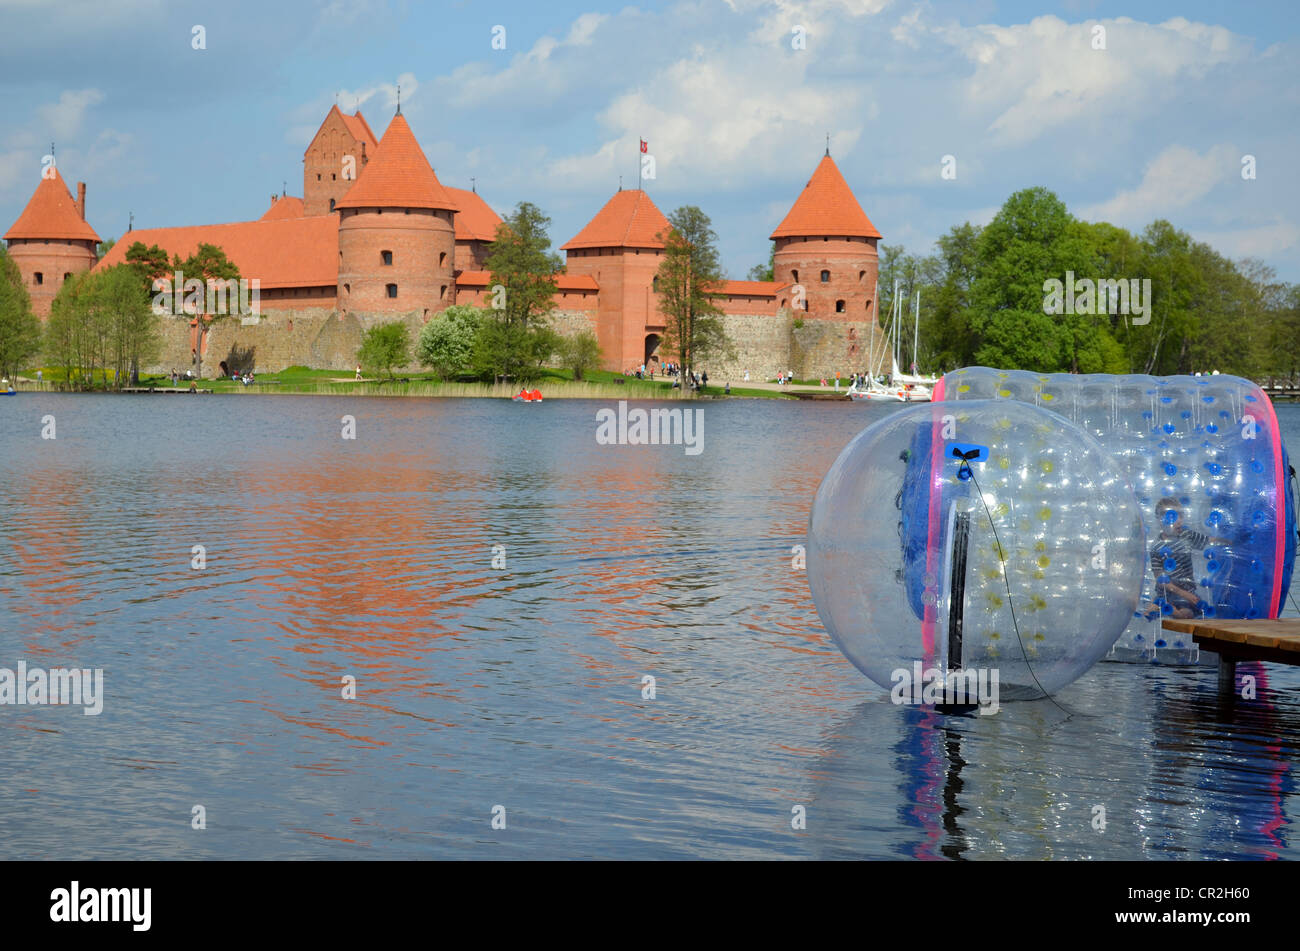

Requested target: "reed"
[{"left": 223, "top": 379, "right": 694, "bottom": 400}]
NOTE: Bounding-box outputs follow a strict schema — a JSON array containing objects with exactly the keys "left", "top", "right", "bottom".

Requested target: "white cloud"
[
  {"left": 936, "top": 16, "right": 1252, "bottom": 146},
  {"left": 1195, "top": 220, "right": 1300, "bottom": 259},
  {"left": 36, "top": 88, "right": 104, "bottom": 143},
  {"left": 1081, "top": 143, "right": 1239, "bottom": 224}
]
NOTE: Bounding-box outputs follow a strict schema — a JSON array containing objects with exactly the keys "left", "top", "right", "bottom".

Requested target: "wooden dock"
[
  {"left": 1162, "top": 618, "right": 1300, "bottom": 696},
  {"left": 121, "top": 386, "right": 212, "bottom": 394}
]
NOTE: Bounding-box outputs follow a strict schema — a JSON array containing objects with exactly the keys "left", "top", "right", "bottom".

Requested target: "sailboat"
[
  {"left": 847, "top": 282, "right": 924, "bottom": 402},
  {"left": 892, "top": 288, "right": 938, "bottom": 400}
]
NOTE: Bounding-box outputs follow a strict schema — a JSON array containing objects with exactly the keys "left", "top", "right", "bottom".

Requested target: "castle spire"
[
  {"left": 396, "top": 83, "right": 401, "bottom": 115},
  {"left": 825, "top": 132, "right": 829, "bottom": 157}
]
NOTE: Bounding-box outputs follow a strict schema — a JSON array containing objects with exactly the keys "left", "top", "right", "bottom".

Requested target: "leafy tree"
[
  {"left": 656, "top": 205, "right": 730, "bottom": 374},
  {"left": 479, "top": 202, "right": 564, "bottom": 382},
  {"left": 174, "top": 243, "right": 240, "bottom": 380},
  {"left": 416, "top": 304, "right": 484, "bottom": 379},
  {"left": 45, "top": 271, "right": 104, "bottom": 388},
  {"left": 969, "top": 187, "right": 1093, "bottom": 371},
  {"left": 97, "top": 237, "right": 116, "bottom": 258},
  {"left": 0, "top": 246, "right": 41, "bottom": 381},
  {"left": 358, "top": 321, "right": 411, "bottom": 379},
  {"left": 96, "top": 264, "right": 159, "bottom": 386},
  {"left": 125, "top": 242, "right": 174, "bottom": 301},
  {"left": 558, "top": 329, "right": 602, "bottom": 380},
  {"left": 746, "top": 242, "right": 775, "bottom": 282}
]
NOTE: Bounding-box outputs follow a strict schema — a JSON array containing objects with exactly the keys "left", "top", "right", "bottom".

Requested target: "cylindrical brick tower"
[
  {"left": 335, "top": 112, "right": 458, "bottom": 319},
  {"left": 4, "top": 168, "right": 100, "bottom": 317},
  {"left": 770, "top": 152, "right": 880, "bottom": 322}
]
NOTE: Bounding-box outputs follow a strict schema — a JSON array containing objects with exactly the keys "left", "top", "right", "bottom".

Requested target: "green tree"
[
  {"left": 969, "top": 187, "right": 1093, "bottom": 371},
  {"left": 479, "top": 202, "right": 563, "bottom": 382},
  {"left": 416, "top": 304, "right": 484, "bottom": 379},
  {"left": 921, "top": 223, "right": 982, "bottom": 373},
  {"left": 656, "top": 205, "right": 730, "bottom": 375},
  {"left": 125, "top": 242, "right": 175, "bottom": 301},
  {"left": 558, "top": 329, "right": 602, "bottom": 380},
  {"left": 97, "top": 237, "right": 116, "bottom": 258},
  {"left": 175, "top": 243, "right": 240, "bottom": 380},
  {"left": 0, "top": 246, "right": 41, "bottom": 382},
  {"left": 746, "top": 242, "right": 775, "bottom": 282},
  {"left": 96, "top": 264, "right": 160, "bottom": 387},
  {"left": 358, "top": 321, "right": 411, "bottom": 379},
  {"left": 45, "top": 271, "right": 105, "bottom": 388}
]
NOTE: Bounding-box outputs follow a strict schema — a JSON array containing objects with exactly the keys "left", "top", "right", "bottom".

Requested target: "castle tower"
[
  {"left": 303, "top": 105, "right": 378, "bottom": 216},
  {"left": 3, "top": 167, "right": 100, "bottom": 317},
  {"left": 335, "top": 112, "right": 458, "bottom": 318},
  {"left": 561, "top": 189, "right": 671, "bottom": 371},
  {"left": 770, "top": 152, "right": 880, "bottom": 322}
]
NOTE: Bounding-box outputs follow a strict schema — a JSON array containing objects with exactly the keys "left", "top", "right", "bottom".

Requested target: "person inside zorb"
[{"left": 1150, "top": 497, "right": 1228, "bottom": 619}]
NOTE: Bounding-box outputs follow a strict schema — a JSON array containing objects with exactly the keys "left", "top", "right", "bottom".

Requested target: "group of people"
[{"left": 670, "top": 369, "right": 708, "bottom": 390}]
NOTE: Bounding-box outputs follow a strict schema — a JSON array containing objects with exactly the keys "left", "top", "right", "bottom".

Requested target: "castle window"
[
  {"left": 439, "top": 252, "right": 446, "bottom": 267},
  {"left": 329, "top": 198, "right": 336, "bottom": 212},
  {"left": 836, "top": 299, "right": 846, "bottom": 313},
  {"left": 865, "top": 298, "right": 872, "bottom": 313},
  {"left": 381, "top": 250, "right": 393, "bottom": 266},
  {"left": 64, "top": 273, "right": 71, "bottom": 282},
  {"left": 803, "top": 299, "right": 809, "bottom": 311},
  {"left": 317, "top": 174, "right": 321, "bottom": 180},
  {"left": 791, "top": 269, "right": 799, "bottom": 283},
  {"left": 331, "top": 173, "right": 336, "bottom": 180},
  {"left": 344, "top": 283, "right": 350, "bottom": 296},
  {"left": 386, "top": 284, "right": 398, "bottom": 298},
  {"left": 34, "top": 272, "right": 43, "bottom": 285},
  {"left": 821, "top": 270, "right": 830, "bottom": 283},
  {"left": 376, "top": 208, "right": 382, "bottom": 215},
  {"left": 859, "top": 270, "right": 866, "bottom": 282},
  {"left": 652, "top": 276, "right": 659, "bottom": 291},
  {"left": 440, "top": 285, "right": 447, "bottom": 300}
]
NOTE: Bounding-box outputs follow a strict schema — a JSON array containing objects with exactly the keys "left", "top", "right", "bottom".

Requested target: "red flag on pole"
[{"left": 640, "top": 139, "right": 648, "bottom": 154}]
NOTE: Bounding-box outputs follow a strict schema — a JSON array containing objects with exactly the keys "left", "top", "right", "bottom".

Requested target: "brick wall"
[{"left": 7, "top": 238, "right": 98, "bottom": 317}]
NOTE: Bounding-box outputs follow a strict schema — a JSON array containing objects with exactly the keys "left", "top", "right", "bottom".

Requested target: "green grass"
[{"left": 15, "top": 363, "right": 797, "bottom": 399}]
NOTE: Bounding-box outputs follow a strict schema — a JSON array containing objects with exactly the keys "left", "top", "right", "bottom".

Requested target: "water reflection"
[{"left": 0, "top": 395, "right": 1297, "bottom": 858}]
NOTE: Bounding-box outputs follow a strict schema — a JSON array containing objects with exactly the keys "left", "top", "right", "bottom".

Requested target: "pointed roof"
[
  {"left": 335, "top": 113, "right": 458, "bottom": 211},
  {"left": 259, "top": 195, "right": 305, "bottom": 221},
  {"left": 769, "top": 154, "right": 880, "bottom": 240},
  {"left": 341, "top": 111, "right": 378, "bottom": 153},
  {"left": 445, "top": 187, "right": 502, "bottom": 242},
  {"left": 561, "top": 189, "right": 671, "bottom": 251},
  {"left": 4, "top": 167, "right": 100, "bottom": 242}
]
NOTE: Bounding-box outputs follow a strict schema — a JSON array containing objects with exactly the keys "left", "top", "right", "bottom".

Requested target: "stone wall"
[
  {"left": 703, "top": 310, "right": 888, "bottom": 383},
  {"left": 149, "top": 307, "right": 429, "bottom": 376},
  {"left": 148, "top": 304, "right": 887, "bottom": 382}
]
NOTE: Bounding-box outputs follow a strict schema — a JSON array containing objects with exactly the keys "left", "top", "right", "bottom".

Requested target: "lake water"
[{"left": 1, "top": 393, "right": 1297, "bottom": 859}]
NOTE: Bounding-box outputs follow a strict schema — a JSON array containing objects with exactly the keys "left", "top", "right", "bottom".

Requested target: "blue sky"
[{"left": 2, "top": 0, "right": 1297, "bottom": 281}]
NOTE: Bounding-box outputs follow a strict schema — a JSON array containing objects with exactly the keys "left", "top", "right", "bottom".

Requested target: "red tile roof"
[
  {"left": 446, "top": 187, "right": 502, "bottom": 242},
  {"left": 4, "top": 167, "right": 100, "bottom": 242},
  {"left": 770, "top": 154, "right": 880, "bottom": 240},
  {"left": 718, "top": 280, "right": 788, "bottom": 297},
  {"left": 95, "top": 215, "right": 338, "bottom": 288},
  {"left": 561, "top": 189, "right": 670, "bottom": 250},
  {"left": 457, "top": 269, "right": 598, "bottom": 291},
  {"left": 341, "top": 110, "right": 378, "bottom": 153},
  {"left": 336, "top": 113, "right": 458, "bottom": 211},
  {"left": 259, "top": 195, "right": 305, "bottom": 221}
]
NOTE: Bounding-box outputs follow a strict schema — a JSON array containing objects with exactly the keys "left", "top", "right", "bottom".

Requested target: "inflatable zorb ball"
[
  {"left": 938, "top": 369, "right": 1297, "bottom": 662},
  {"left": 807, "top": 401, "right": 1146, "bottom": 700}
]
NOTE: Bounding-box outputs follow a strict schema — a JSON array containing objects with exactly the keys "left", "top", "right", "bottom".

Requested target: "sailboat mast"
[{"left": 913, "top": 289, "right": 920, "bottom": 375}]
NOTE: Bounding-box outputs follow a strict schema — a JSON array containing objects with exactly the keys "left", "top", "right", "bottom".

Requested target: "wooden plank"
[{"left": 1157, "top": 618, "right": 1300, "bottom": 666}]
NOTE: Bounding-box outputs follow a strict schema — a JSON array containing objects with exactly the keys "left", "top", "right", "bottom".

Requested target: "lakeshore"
[{"left": 4, "top": 365, "right": 853, "bottom": 400}]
